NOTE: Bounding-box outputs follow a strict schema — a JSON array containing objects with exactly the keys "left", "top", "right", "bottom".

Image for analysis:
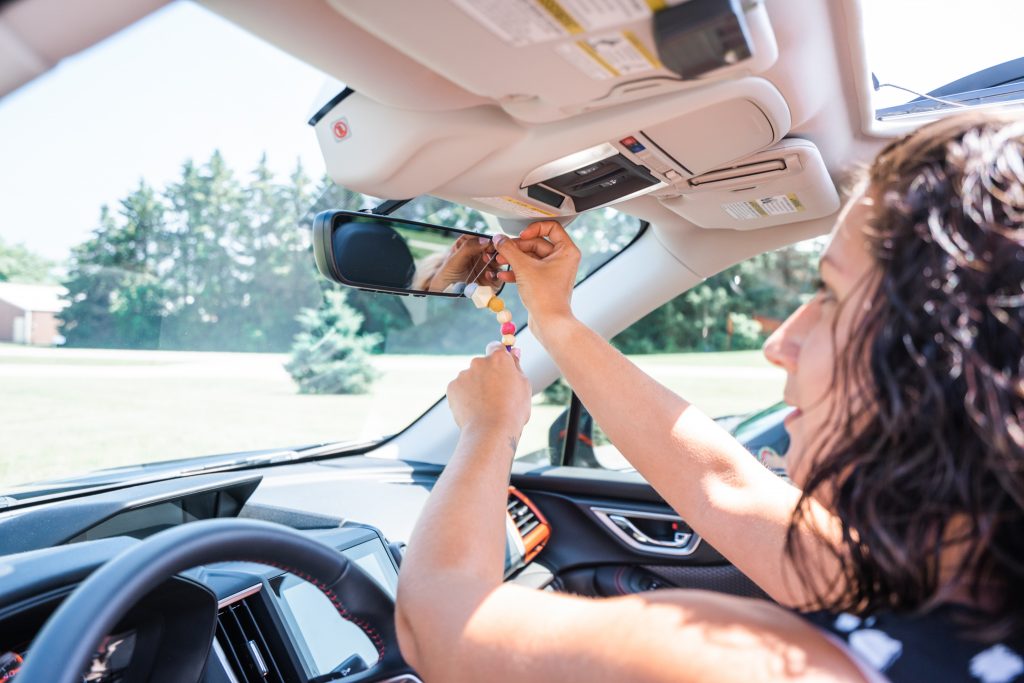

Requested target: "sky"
[
  {"left": 0, "top": 1, "right": 331, "bottom": 261},
  {"left": 861, "top": 0, "right": 1024, "bottom": 109},
  {"left": 1, "top": 0, "right": 1022, "bottom": 263}
]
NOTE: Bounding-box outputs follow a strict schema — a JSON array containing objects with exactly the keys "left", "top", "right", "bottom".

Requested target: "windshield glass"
[
  {"left": 0, "top": 1, "right": 641, "bottom": 491},
  {"left": 863, "top": 0, "right": 1024, "bottom": 117}
]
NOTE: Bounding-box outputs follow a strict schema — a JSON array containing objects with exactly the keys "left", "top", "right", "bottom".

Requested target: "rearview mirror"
[{"left": 312, "top": 210, "right": 505, "bottom": 297}]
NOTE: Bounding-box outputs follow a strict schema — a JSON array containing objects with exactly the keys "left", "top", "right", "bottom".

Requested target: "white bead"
[{"left": 470, "top": 285, "right": 495, "bottom": 309}]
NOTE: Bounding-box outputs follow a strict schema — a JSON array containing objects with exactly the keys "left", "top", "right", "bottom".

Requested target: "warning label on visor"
[{"left": 722, "top": 194, "right": 806, "bottom": 221}]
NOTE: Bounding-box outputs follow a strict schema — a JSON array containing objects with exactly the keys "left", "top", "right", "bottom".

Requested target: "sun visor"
[
  {"left": 311, "top": 90, "right": 524, "bottom": 199},
  {"left": 331, "top": 0, "right": 777, "bottom": 124},
  {"left": 656, "top": 139, "right": 840, "bottom": 230}
]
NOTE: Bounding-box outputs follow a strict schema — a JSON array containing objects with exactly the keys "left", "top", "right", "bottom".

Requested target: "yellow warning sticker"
[
  {"left": 473, "top": 195, "right": 560, "bottom": 218},
  {"left": 451, "top": 0, "right": 678, "bottom": 47},
  {"left": 722, "top": 194, "right": 807, "bottom": 221}
]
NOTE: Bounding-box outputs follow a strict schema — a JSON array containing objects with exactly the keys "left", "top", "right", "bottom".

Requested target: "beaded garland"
[{"left": 463, "top": 283, "right": 515, "bottom": 351}]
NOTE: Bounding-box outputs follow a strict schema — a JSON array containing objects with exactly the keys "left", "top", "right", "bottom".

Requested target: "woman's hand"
[
  {"left": 447, "top": 343, "right": 531, "bottom": 434},
  {"left": 427, "top": 236, "right": 499, "bottom": 292},
  {"left": 491, "top": 221, "right": 581, "bottom": 338}
]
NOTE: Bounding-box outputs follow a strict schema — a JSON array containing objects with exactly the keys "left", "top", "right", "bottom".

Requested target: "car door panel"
[{"left": 510, "top": 474, "right": 769, "bottom": 601}]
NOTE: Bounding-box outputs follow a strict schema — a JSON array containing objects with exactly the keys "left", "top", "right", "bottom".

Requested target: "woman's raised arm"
[{"left": 492, "top": 224, "right": 841, "bottom": 607}]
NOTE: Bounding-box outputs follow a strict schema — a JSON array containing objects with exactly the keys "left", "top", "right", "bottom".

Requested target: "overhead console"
[
  {"left": 313, "top": 76, "right": 792, "bottom": 217},
  {"left": 518, "top": 93, "right": 780, "bottom": 213}
]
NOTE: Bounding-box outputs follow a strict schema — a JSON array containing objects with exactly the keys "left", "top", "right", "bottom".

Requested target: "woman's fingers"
[
  {"left": 517, "top": 220, "right": 576, "bottom": 249},
  {"left": 496, "top": 270, "right": 517, "bottom": 283},
  {"left": 514, "top": 237, "right": 556, "bottom": 259}
]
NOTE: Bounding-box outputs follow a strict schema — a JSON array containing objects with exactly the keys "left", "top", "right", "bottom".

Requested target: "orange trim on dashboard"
[{"left": 508, "top": 486, "right": 551, "bottom": 563}]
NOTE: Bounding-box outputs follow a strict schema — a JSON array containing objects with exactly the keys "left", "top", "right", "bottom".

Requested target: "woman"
[{"left": 394, "top": 112, "right": 1024, "bottom": 682}]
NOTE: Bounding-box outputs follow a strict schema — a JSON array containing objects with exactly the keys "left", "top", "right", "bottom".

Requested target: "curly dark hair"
[{"left": 787, "top": 111, "right": 1024, "bottom": 639}]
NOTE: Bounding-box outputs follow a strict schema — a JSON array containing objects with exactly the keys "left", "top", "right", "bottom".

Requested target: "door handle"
[
  {"left": 590, "top": 506, "right": 702, "bottom": 557},
  {"left": 607, "top": 514, "right": 693, "bottom": 548}
]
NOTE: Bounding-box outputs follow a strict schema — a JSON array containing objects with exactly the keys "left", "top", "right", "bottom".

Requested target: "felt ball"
[
  {"left": 487, "top": 297, "right": 505, "bottom": 313},
  {"left": 501, "top": 334, "right": 516, "bottom": 346},
  {"left": 464, "top": 283, "right": 478, "bottom": 298},
  {"left": 501, "top": 322, "right": 516, "bottom": 335},
  {"left": 496, "top": 310, "right": 513, "bottom": 324}
]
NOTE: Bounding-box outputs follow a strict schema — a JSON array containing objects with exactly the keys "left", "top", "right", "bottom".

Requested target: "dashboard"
[{"left": 0, "top": 470, "right": 553, "bottom": 682}]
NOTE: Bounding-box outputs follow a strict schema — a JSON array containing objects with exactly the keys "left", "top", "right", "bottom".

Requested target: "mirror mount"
[{"left": 369, "top": 198, "right": 413, "bottom": 216}]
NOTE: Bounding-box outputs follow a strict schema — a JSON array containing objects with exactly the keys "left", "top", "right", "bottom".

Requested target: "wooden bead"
[
  {"left": 487, "top": 296, "right": 505, "bottom": 312},
  {"left": 496, "top": 310, "right": 512, "bottom": 324},
  {"left": 501, "top": 334, "right": 516, "bottom": 346},
  {"left": 501, "top": 322, "right": 516, "bottom": 335}
]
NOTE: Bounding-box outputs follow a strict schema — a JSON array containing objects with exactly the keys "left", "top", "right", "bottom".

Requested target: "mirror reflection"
[{"left": 317, "top": 212, "right": 504, "bottom": 296}]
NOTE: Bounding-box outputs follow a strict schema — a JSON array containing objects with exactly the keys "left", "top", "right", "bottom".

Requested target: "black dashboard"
[{"left": 0, "top": 469, "right": 554, "bottom": 682}]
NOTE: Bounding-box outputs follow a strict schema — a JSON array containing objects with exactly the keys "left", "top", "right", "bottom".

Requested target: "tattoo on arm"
[{"left": 508, "top": 436, "right": 518, "bottom": 455}]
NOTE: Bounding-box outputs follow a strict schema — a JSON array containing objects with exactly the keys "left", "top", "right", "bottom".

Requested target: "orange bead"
[{"left": 487, "top": 297, "right": 505, "bottom": 313}]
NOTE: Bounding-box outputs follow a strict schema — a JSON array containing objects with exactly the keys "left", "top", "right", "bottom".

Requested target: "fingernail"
[
  {"left": 491, "top": 234, "right": 507, "bottom": 246},
  {"left": 510, "top": 347, "right": 521, "bottom": 360},
  {"left": 478, "top": 237, "right": 489, "bottom": 245},
  {"left": 485, "top": 341, "right": 503, "bottom": 354}
]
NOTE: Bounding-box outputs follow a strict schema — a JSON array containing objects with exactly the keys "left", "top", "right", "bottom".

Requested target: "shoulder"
[{"left": 451, "top": 584, "right": 868, "bottom": 683}]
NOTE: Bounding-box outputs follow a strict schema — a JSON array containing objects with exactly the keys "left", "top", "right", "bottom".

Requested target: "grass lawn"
[{"left": 0, "top": 346, "right": 784, "bottom": 490}]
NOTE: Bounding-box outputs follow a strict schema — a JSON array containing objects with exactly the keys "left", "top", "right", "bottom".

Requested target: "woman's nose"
[{"left": 762, "top": 304, "right": 809, "bottom": 373}]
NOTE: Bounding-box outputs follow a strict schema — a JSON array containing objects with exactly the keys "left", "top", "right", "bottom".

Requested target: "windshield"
[{"left": 0, "top": 1, "right": 641, "bottom": 492}]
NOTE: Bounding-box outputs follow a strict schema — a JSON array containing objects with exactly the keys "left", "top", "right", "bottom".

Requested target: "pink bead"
[{"left": 501, "top": 322, "right": 516, "bottom": 335}]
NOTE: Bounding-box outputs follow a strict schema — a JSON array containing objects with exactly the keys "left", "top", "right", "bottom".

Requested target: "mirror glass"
[{"left": 313, "top": 210, "right": 504, "bottom": 297}]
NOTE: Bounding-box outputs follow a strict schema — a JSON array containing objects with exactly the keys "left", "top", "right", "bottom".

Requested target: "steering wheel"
[{"left": 14, "top": 518, "right": 413, "bottom": 683}]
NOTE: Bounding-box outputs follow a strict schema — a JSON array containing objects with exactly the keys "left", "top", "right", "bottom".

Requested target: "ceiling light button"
[{"left": 619, "top": 136, "right": 646, "bottom": 153}]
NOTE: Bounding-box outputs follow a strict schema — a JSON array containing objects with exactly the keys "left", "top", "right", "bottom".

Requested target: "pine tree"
[{"left": 285, "top": 289, "right": 380, "bottom": 394}]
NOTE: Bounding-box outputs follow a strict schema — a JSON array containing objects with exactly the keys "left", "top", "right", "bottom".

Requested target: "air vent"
[
  {"left": 216, "top": 591, "right": 286, "bottom": 683},
  {"left": 507, "top": 495, "right": 540, "bottom": 538},
  {"left": 507, "top": 488, "right": 551, "bottom": 562}
]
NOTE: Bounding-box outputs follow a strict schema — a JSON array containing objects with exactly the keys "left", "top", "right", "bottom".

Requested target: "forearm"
[
  {"left": 536, "top": 315, "right": 769, "bottom": 507},
  {"left": 396, "top": 423, "right": 520, "bottom": 668},
  {"left": 534, "top": 315, "right": 837, "bottom": 605}
]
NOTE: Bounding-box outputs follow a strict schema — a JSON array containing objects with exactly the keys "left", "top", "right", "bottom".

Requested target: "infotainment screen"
[{"left": 271, "top": 537, "right": 398, "bottom": 678}]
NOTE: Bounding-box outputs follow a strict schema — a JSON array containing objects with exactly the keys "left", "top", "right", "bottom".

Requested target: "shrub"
[{"left": 285, "top": 289, "right": 380, "bottom": 394}]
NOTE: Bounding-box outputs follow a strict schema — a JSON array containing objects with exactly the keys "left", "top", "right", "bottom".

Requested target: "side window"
[{"left": 517, "top": 239, "right": 823, "bottom": 476}]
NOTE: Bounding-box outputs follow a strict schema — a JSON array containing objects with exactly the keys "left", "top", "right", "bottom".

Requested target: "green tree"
[
  {"left": 285, "top": 289, "right": 380, "bottom": 394},
  {"left": 612, "top": 242, "right": 822, "bottom": 354},
  {"left": 60, "top": 189, "right": 168, "bottom": 349},
  {"left": 0, "top": 238, "right": 55, "bottom": 283}
]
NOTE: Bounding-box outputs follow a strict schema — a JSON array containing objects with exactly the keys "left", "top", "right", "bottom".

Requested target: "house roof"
[{"left": 0, "top": 282, "right": 68, "bottom": 313}]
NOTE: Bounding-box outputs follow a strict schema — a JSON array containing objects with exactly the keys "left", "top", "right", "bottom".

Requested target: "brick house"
[{"left": 0, "top": 282, "right": 68, "bottom": 345}]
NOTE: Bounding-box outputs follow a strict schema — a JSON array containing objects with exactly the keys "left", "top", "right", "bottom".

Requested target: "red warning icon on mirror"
[{"left": 332, "top": 118, "right": 350, "bottom": 141}]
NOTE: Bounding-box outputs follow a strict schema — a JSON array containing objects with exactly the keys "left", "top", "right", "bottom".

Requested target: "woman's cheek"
[{"left": 786, "top": 323, "right": 839, "bottom": 486}]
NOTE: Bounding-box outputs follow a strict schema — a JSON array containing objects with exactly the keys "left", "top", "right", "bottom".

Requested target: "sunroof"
[{"left": 861, "top": 0, "right": 1024, "bottom": 120}]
